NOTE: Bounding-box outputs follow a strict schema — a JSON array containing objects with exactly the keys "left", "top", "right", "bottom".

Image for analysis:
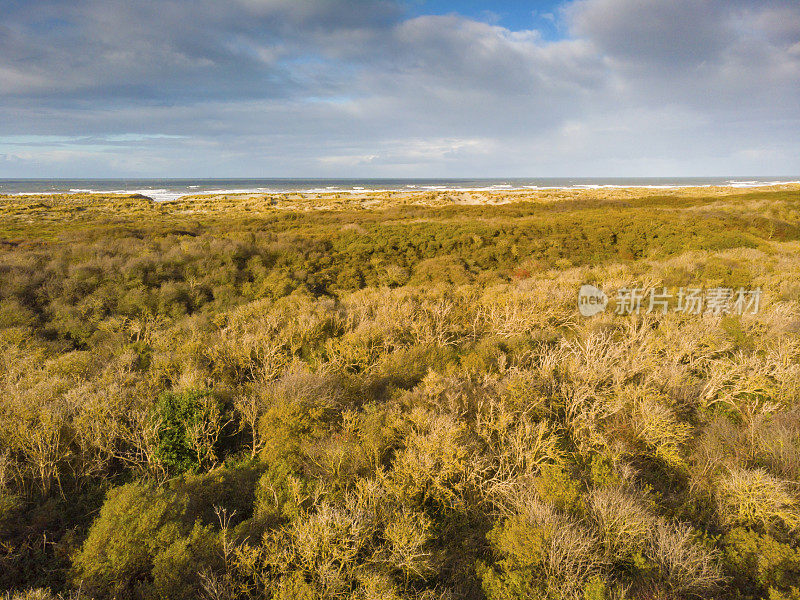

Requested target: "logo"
[
  {"left": 578, "top": 284, "right": 608, "bottom": 316},
  {"left": 577, "top": 285, "right": 761, "bottom": 316}
]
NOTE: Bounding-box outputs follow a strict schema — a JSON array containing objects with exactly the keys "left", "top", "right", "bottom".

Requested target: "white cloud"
[{"left": 0, "top": 0, "right": 797, "bottom": 176}]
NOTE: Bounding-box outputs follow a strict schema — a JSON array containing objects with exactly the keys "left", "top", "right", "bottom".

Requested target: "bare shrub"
[
  {"left": 383, "top": 508, "right": 433, "bottom": 582},
  {"left": 588, "top": 487, "right": 653, "bottom": 559},
  {"left": 523, "top": 499, "right": 607, "bottom": 599},
  {"left": 647, "top": 520, "right": 723, "bottom": 597},
  {"left": 475, "top": 396, "right": 562, "bottom": 508},
  {"left": 716, "top": 467, "right": 800, "bottom": 532},
  {"left": 390, "top": 409, "right": 478, "bottom": 512},
  {"left": 629, "top": 391, "right": 691, "bottom": 469}
]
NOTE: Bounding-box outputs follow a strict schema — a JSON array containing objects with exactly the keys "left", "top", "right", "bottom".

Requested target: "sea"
[{"left": 0, "top": 177, "right": 798, "bottom": 202}]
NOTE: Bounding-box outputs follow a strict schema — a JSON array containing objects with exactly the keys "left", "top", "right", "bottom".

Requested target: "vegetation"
[{"left": 1, "top": 186, "right": 800, "bottom": 599}]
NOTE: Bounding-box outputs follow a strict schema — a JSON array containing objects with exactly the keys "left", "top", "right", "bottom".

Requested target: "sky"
[{"left": 0, "top": 0, "right": 798, "bottom": 178}]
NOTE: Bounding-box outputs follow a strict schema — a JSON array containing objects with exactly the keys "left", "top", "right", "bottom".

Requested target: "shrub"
[
  {"left": 253, "top": 461, "right": 315, "bottom": 523},
  {"left": 72, "top": 464, "right": 261, "bottom": 600},
  {"left": 534, "top": 463, "right": 585, "bottom": 514},
  {"left": 256, "top": 372, "right": 344, "bottom": 472},
  {"left": 588, "top": 487, "right": 652, "bottom": 563},
  {"left": 629, "top": 391, "right": 691, "bottom": 471},
  {"left": 384, "top": 508, "right": 434, "bottom": 582},
  {"left": 480, "top": 500, "right": 605, "bottom": 600},
  {"left": 716, "top": 468, "right": 800, "bottom": 533},
  {"left": 3, "top": 187, "right": 800, "bottom": 598},
  {"left": 390, "top": 411, "right": 476, "bottom": 516},
  {"left": 647, "top": 520, "right": 722, "bottom": 597},
  {"left": 71, "top": 481, "right": 189, "bottom": 599},
  {"left": 150, "top": 522, "right": 222, "bottom": 600},
  {"left": 3, "top": 590, "right": 74, "bottom": 600},
  {"left": 154, "top": 389, "right": 225, "bottom": 474},
  {"left": 723, "top": 527, "right": 800, "bottom": 599}
]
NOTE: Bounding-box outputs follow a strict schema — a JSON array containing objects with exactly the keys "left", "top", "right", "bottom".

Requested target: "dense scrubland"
[{"left": 2, "top": 186, "right": 800, "bottom": 600}]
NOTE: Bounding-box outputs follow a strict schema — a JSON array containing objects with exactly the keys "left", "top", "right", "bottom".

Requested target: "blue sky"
[
  {"left": 410, "top": 0, "right": 564, "bottom": 37},
  {"left": 0, "top": 0, "right": 798, "bottom": 177}
]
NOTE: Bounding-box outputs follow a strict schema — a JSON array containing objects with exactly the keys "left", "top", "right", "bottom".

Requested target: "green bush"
[
  {"left": 154, "top": 389, "right": 224, "bottom": 474},
  {"left": 72, "top": 481, "right": 189, "bottom": 599},
  {"left": 72, "top": 464, "right": 261, "bottom": 600},
  {"left": 723, "top": 527, "right": 800, "bottom": 599},
  {"left": 533, "top": 463, "right": 585, "bottom": 514}
]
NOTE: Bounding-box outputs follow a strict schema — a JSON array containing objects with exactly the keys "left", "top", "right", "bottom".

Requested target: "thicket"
[{"left": 1, "top": 189, "right": 800, "bottom": 599}]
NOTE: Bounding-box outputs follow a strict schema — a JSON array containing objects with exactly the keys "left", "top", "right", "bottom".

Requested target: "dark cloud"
[{"left": 0, "top": 0, "right": 798, "bottom": 176}]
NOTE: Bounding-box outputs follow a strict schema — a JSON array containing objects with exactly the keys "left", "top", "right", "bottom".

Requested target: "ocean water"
[{"left": 0, "top": 177, "right": 798, "bottom": 202}]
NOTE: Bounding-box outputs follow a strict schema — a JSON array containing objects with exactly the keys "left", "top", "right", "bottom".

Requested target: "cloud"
[
  {"left": 565, "top": 0, "right": 800, "bottom": 113},
  {"left": 0, "top": 0, "right": 798, "bottom": 176},
  {"left": 566, "top": 0, "right": 730, "bottom": 69},
  {"left": 0, "top": 0, "right": 400, "bottom": 100}
]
